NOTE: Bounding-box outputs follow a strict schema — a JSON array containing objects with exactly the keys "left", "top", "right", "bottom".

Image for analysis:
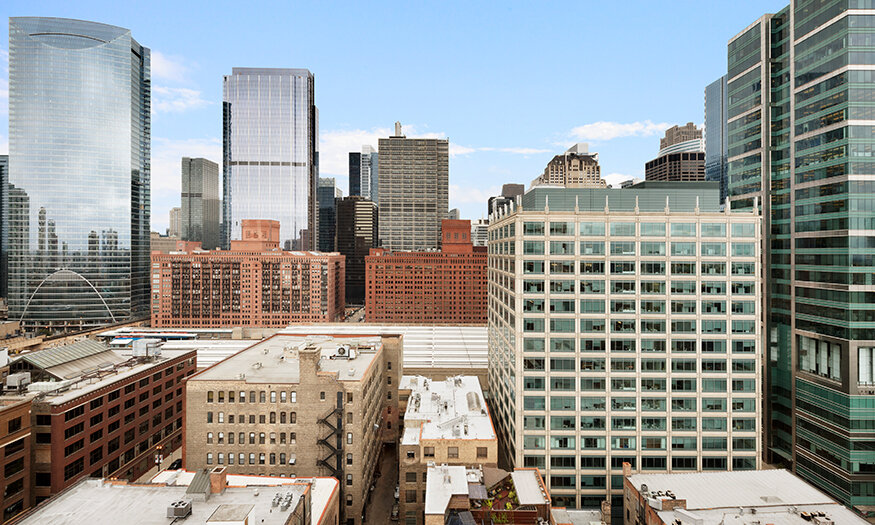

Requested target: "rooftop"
[
  {"left": 517, "top": 181, "right": 726, "bottom": 213},
  {"left": 279, "top": 324, "right": 487, "bottom": 370},
  {"left": 424, "top": 465, "right": 481, "bottom": 515},
  {"left": 16, "top": 472, "right": 337, "bottom": 525},
  {"left": 400, "top": 375, "right": 494, "bottom": 445},
  {"left": 191, "top": 335, "right": 382, "bottom": 383},
  {"left": 628, "top": 470, "right": 868, "bottom": 525},
  {"left": 424, "top": 465, "right": 550, "bottom": 519}
]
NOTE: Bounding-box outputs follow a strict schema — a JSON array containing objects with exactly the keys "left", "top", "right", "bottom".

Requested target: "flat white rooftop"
[
  {"left": 15, "top": 474, "right": 338, "bottom": 525},
  {"left": 424, "top": 465, "right": 481, "bottom": 515},
  {"left": 191, "top": 335, "right": 381, "bottom": 383},
  {"left": 400, "top": 375, "right": 494, "bottom": 445},
  {"left": 279, "top": 324, "right": 487, "bottom": 370},
  {"left": 511, "top": 470, "right": 547, "bottom": 505},
  {"left": 628, "top": 470, "right": 868, "bottom": 525}
]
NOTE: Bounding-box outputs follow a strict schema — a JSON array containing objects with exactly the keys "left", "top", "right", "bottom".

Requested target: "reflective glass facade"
[
  {"left": 222, "top": 68, "right": 318, "bottom": 251},
  {"left": 705, "top": 76, "right": 729, "bottom": 203},
  {"left": 8, "top": 17, "right": 151, "bottom": 332},
  {"left": 0, "top": 155, "right": 8, "bottom": 299},
  {"left": 181, "top": 157, "right": 221, "bottom": 250},
  {"left": 727, "top": 1, "right": 875, "bottom": 509}
]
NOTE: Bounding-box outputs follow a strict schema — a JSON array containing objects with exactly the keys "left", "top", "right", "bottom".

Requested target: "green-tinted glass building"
[{"left": 727, "top": 0, "right": 875, "bottom": 512}]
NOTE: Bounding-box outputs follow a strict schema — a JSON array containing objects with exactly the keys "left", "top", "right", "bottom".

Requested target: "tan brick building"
[
  {"left": 531, "top": 143, "right": 606, "bottom": 188},
  {"left": 184, "top": 334, "right": 401, "bottom": 525},
  {"left": 151, "top": 220, "right": 345, "bottom": 328},
  {"left": 398, "top": 376, "right": 497, "bottom": 525}
]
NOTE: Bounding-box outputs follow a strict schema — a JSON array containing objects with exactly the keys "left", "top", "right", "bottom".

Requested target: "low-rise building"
[
  {"left": 423, "top": 464, "right": 553, "bottom": 525},
  {"left": 151, "top": 219, "right": 345, "bottom": 328},
  {"left": 398, "top": 376, "right": 497, "bottom": 524},
  {"left": 365, "top": 220, "right": 487, "bottom": 324},
  {"left": 13, "top": 467, "right": 339, "bottom": 525},
  {"left": 184, "top": 334, "right": 401, "bottom": 525},
  {"left": 623, "top": 467, "right": 869, "bottom": 525},
  {"left": 5, "top": 339, "right": 196, "bottom": 503}
]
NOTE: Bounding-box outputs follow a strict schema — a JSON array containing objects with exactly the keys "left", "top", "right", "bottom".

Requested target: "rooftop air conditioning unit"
[{"left": 166, "top": 500, "right": 192, "bottom": 518}]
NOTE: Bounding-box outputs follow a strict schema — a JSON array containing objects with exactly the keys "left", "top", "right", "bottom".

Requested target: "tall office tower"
[
  {"left": 348, "top": 145, "right": 379, "bottom": 204},
  {"left": 487, "top": 182, "right": 762, "bottom": 517},
  {"left": 705, "top": 76, "right": 729, "bottom": 203},
  {"left": 168, "top": 207, "right": 181, "bottom": 237},
  {"left": 531, "top": 143, "right": 606, "bottom": 188},
  {"left": 448, "top": 208, "right": 460, "bottom": 220},
  {"left": 644, "top": 124, "right": 706, "bottom": 182},
  {"left": 317, "top": 177, "right": 342, "bottom": 252},
  {"left": 488, "top": 183, "right": 525, "bottom": 216},
  {"left": 181, "top": 157, "right": 221, "bottom": 249},
  {"left": 725, "top": 4, "right": 875, "bottom": 509},
  {"left": 223, "top": 68, "right": 318, "bottom": 251},
  {"left": 336, "top": 196, "right": 378, "bottom": 304},
  {"left": 471, "top": 218, "right": 489, "bottom": 247},
  {"left": 377, "top": 122, "right": 449, "bottom": 251},
  {"left": 8, "top": 18, "right": 151, "bottom": 333},
  {"left": 0, "top": 155, "right": 8, "bottom": 299}
]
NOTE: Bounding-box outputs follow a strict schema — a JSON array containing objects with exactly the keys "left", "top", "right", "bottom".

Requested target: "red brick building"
[
  {"left": 5, "top": 340, "right": 196, "bottom": 504},
  {"left": 0, "top": 396, "right": 33, "bottom": 522},
  {"left": 151, "top": 220, "right": 345, "bottom": 328},
  {"left": 365, "top": 220, "right": 487, "bottom": 324}
]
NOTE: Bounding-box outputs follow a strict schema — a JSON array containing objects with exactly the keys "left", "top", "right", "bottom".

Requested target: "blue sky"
[{"left": 0, "top": 1, "right": 787, "bottom": 233}]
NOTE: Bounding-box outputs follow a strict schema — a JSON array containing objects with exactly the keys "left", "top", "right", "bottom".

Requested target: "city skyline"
[{"left": 0, "top": 1, "right": 786, "bottom": 233}]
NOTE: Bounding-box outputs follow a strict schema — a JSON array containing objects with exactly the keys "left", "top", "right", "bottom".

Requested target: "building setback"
[
  {"left": 365, "top": 220, "right": 487, "bottom": 324},
  {"left": 644, "top": 124, "right": 705, "bottom": 182},
  {"left": 336, "top": 196, "right": 378, "bottom": 305},
  {"left": 184, "top": 334, "right": 402, "bottom": 525},
  {"left": 377, "top": 122, "right": 448, "bottom": 251},
  {"left": 151, "top": 220, "right": 344, "bottom": 328},
  {"left": 223, "top": 68, "right": 318, "bottom": 251},
  {"left": 181, "top": 157, "right": 221, "bottom": 250},
  {"left": 7, "top": 18, "right": 151, "bottom": 333},
  {"left": 3, "top": 339, "right": 196, "bottom": 505},
  {"left": 487, "top": 183, "right": 762, "bottom": 518},
  {"left": 724, "top": 4, "right": 875, "bottom": 509}
]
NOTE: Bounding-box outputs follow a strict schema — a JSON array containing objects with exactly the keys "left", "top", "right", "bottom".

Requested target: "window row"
[
  {"left": 523, "top": 298, "right": 756, "bottom": 315},
  {"left": 523, "top": 241, "right": 756, "bottom": 256},
  {"left": 521, "top": 433, "right": 756, "bottom": 450},
  {"left": 207, "top": 390, "right": 297, "bottom": 403},
  {"left": 523, "top": 395, "right": 757, "bottom": 412},
  {"left": 522, "top": 221, "right": 756, "bottom": 238},
  {"left": 522, "top": 279, "right": 756, "bottom": 295},
  {"left": 523, "top": 376, "right": 757, "bottom": 393},
  {"left": 522, "top": 338, "right": 757, "bottom": 354},
  {"left": 523, "top": 318, "right": 757, "bottom": 334},
  {"left": 524, "top": 260, "right": 755, "bottom": 275},
  {"left": 523, "top": 415, "right": 751, "bottom": 431},
  {"left": 206, "top": 431, "right": 298, "bottom": 445}
]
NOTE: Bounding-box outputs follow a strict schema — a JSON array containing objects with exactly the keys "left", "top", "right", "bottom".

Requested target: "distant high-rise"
[
  {"left": 0, "top": 155, "right": 8, "bottom": 299},
  {"left": 448, "top": 208, "right": 460, "bottom": 220},
  {"left": 487, "top": 183, "right": 525, "bottom": 216},
  {"left": 644, "top": 123, "right": 705, "bottom": 182},
  {"left": 181, "top": 157, "right": 221, "bottom": 249},
  {"left": 317, "top": 177, "right": 342, "bottom": 252},
  {"left": 8, "top": 17, "right": 151, "bottom": 332},
  {"left": 336, "top": 196, "right": 378, "bottom": 304},
  {"left": 705, "top": 76, "right": 729, "bottom": 203},
  {"left": 531, "top": 143, "right": 606, "bottom": 188},
  {"left": 168, "top": 207, "right": 181, "bottom": 238},
  {"left": 470, "top": 218, "right": 488, "bottom": 247},
  {"left": 377, "top": 122, "right": 448, "bottom": 251},
  {"left": 223, "top": 68, "right": 318, "bottom": 251},
  {"left": 348, "top": 145, "right": 379, "bottom": 204}
]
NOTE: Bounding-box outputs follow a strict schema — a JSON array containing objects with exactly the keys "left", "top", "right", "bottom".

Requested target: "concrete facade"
[{"left": 532, "top": 144, "right": 606, "bottom": 188}]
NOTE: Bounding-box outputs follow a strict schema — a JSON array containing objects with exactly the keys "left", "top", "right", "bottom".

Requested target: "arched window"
[
  {"left": 290, "top": 412, "right": 297, "bottom": 424},
  {"left": 280, "top": 412, "right": 287, "bottom": 424},
  {"left": 270, "top": 412, "right": 276, "bottom": 424}
]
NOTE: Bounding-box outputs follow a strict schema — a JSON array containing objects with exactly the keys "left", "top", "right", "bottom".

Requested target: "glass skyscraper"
[
  {"left": 726, "top": 2, "right": 875, "bottom": 511},
  {"left": 222, "top": 68, "right": 318, "bottom": 250},
  {"left": 7, "top": 17, "right": 151, "bottom": 333},
  {"left": 704, "top": 76, "right": 728, "bottom": 203},
  {"left": 348, "top": 145, "right": 379, "bottom": 205}
]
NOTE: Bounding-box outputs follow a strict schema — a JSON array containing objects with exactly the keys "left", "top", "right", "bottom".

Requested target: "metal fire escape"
[{"left": 318, "top": 391, "right": 344, "bottom": 520}]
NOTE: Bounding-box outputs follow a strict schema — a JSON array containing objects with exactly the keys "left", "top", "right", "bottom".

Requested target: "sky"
[{"left": 0, "top": 1, "right": 788, "bottom": 233}]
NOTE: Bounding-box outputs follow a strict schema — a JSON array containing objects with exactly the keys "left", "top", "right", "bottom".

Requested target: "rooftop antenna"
[{"left": 394, "top": 121, "right": 403, "bottom": 137}]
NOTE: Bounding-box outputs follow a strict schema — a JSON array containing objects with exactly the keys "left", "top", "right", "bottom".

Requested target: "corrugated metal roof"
[
  {"left": 14, "top": 339, "right": 110, "bottom": 370},
  {"left": 186, "top": 469, "right": 210, "bottom": 496}
]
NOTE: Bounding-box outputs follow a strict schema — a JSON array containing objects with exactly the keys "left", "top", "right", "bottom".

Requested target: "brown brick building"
[
  {"left": 365, "top": 220, "right": 487, "bottom": 324},
  {"left": 5, "top": 340, "right": 196, "bottom": 504},
  {"left": 151, "top": 220, "right": 345, "bottom": 328},
  {"left": 0, "top": 396, "right": 33, "bottom": 523},
  {"left": 184, "top": 334, "right": 402, "bottom": 525}
]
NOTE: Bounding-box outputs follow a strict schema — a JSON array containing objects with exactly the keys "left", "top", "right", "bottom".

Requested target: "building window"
[
  {"left": 206, "top": 433, "right": 213, "bottom": 444},
  {"left": 424, "top": 447, "right": 435, "bottom": 458},
  {"left": 291, "top": 392, "right": 297, "bottom": 403},
  {"left": 477, "top": 447, "right": 488, "bottom": 458},
  {"left": 346, "top": 495, "right": 353, "bottom": 507},
  {"left": 346, "top": 474, "right": 353, "bottom": 486},
  {"left": 346, "top": 433, "right": 353, "bottom": 444},
  {"left": 347, "top": 453, "right": 353, "bottom": 465},
  {"left": 290, "top": 432, "right": 296, "bottom": 444},
  {"left": 406, "top": 490, "right": 417, "bottom": 503},
  {"left": 206, "top": 453, "right": 213, "bottom": 465},
  {"left": 207, "top": 391, "right": 214, "bottom": 403},
  {"left": 320, "top": 392, "right": 326, "bottom": 401},
  {"left": 448, "top": 447, "right": 459, "bottom": 459},
  {"left": 290, "top": 412, "right": 297, "bottom": 424}
]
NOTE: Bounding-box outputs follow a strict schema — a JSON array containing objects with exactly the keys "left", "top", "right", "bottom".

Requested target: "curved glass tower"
[{"left": 8, "top": 17, "right": 151, "bottom": 333}]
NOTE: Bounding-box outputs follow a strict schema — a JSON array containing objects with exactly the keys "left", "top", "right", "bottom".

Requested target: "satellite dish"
[{"left": 337, "top": 346, "right": 347, "bottom": 356}]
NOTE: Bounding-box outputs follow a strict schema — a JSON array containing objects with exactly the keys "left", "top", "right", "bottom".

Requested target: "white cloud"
[
  {"left": 602, "top": 173, "right": 642, "bottom": 188},
  {"left": 570, "top": 120, "right": 671, "bottom": 141},
  {"left": 450, "top": 183, "right": 502, "bottom": 206},
  {"left": 152, "top": 86, "right": 211, "bottom": 113},
  {"left": 452, "top": 145, "right": 550, "bottom": 156},
  {"left": 151, "top": 51, "right": 189, "bottom": 83}
]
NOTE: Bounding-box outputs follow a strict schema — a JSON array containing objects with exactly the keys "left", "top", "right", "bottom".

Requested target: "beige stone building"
[
  {"left": 184, "top": 334, "right": 401, "bottom": 525},
  {"left": 398, "top": 375, "right": 497, "bottom": 525},
  {"left": 659, "top": 122, "right": 702, "bottom": 150},
  {"left": 531, "top": 143, "right": 606, "bottom": 188}
]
